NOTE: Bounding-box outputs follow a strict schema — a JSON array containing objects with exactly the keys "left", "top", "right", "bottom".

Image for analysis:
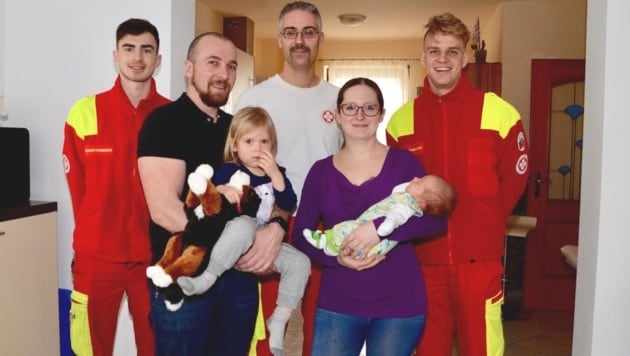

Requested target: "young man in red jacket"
[
  {"left": 63, "top": 18, "right": 169, "bottom": 356},
  {"left": 387, "top": 12, "right": 529, "bottom": 356}
]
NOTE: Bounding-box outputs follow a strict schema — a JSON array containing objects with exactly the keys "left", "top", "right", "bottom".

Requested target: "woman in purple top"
[{"left": 291, "top": 77, "right": 448, "bottom": 355}]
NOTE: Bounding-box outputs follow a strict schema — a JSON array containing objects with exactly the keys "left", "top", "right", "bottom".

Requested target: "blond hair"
[
  {"left": 223, "top": 106, "right": 278, "bottom": 163},
  {"left": 423, "top": 12, "right": 470, "bottom": 48}
]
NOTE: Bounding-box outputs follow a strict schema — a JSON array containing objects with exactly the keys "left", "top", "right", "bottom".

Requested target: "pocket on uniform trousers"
[
  {"left": 485, "top": 289, "right": 505, "bottom": 355},
  {"left": 70, "top": 290, "right": 93, "bottom": 356}
]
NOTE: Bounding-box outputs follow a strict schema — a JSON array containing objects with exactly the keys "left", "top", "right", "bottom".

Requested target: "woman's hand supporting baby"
[{"left": 338, "top": 221, "right": 385, "bottom": 270}]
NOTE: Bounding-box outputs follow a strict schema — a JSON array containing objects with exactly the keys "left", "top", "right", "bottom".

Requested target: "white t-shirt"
[{"left": 235, "top": 74, "right": 342, "bottom": 205}]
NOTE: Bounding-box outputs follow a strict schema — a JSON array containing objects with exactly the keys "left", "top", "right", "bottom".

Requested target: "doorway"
[{"left": 523, "top": 59, "right": 585, "bottom": 311}]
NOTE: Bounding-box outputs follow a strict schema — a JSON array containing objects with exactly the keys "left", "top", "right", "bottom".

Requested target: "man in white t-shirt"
[{"left": 233, "top": 2, "right": 342, "bottom": 355}]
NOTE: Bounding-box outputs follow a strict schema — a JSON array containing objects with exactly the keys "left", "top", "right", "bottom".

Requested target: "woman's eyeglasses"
[{"left": 340, "top": 103, "right": 380, "bottom": 117}]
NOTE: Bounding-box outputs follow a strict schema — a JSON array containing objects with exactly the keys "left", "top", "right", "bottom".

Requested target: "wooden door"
[{"left": 523, "top": 59, "right": 585, "bottom": 311}]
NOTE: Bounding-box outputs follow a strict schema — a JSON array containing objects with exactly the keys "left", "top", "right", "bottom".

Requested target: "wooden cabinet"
[
  {"left": 464, "top": 62, "right": 502, "bottom": 94},
  {"left": 0, "top": 203, "right": 59, "bottom": 354}
]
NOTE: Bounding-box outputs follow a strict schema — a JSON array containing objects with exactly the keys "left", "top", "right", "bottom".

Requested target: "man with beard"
[
  {"left": 137, "top": 32, "right": 259, "bottom": 355},
  {"left": 233, "top": 2, "right": 342, "bottom": 355},
  {"left": 63, "top": 18, "right": 169, "bottom": 356}
]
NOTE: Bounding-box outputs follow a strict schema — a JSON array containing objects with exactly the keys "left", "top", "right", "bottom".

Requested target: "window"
[{"left": 322, "top": 60, "right": 411, "bottom": 143}]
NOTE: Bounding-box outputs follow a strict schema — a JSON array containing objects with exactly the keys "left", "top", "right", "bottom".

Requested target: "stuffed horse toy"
[{"left": 146, "top": 164, "right": 260, "bottom": 311}]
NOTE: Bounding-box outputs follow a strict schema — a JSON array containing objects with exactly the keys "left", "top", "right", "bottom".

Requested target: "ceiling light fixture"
[{"left": 338, "top": 13, "right": 367, "bottom": 27}]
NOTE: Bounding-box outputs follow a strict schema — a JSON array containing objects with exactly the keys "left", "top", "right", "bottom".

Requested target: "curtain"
[{"left": 321, "top": 59, "right": 410, "bottom": 143}]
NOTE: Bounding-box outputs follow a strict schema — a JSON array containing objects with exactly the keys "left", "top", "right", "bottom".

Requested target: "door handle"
[{"left": 534, "top": 171, "right": 551, "bottom": 198}]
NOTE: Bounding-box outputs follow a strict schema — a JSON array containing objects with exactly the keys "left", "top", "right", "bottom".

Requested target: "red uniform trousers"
[
  {"left": 255, "top": 219, "right": 320, "bottom": 356},
  {"left": 416, "top": 260, "right": 505, "bottom": 356},
  {"left": 71, "top": 255, "right": 154, "bottom": 356}
]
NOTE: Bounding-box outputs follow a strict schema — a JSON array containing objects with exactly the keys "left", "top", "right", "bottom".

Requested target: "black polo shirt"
[{"left": 138, "top": 92, "right": 232, "bottom": 261}]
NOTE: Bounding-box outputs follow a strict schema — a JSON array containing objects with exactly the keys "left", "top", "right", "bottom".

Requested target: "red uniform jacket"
[
  {"left": 387, "top": 75, "right": 529, "bottom": 264},
  {"left": 63, "top": 76, "right": 170, "bottom": 262}
]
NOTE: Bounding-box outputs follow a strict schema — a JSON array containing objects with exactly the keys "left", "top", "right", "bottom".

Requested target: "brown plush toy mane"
[{"left": 146, "top": 164, "right": 260, "bottom": 311}]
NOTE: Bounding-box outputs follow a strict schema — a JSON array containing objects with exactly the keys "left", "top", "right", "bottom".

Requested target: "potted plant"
[
  {"left": 471, "top": 17, "right": 487, "bottom": 63},
  {"left": 472, "top": 40, "right": 487, "bottom": 63}
]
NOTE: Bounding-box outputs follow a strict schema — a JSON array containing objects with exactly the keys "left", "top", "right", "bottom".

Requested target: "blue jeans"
[
  {"left": 150, "top": 269, "right": 258, "bottom": 356},
  {"left": 312, "top": 308, "right": 426, "bottom": 356}
]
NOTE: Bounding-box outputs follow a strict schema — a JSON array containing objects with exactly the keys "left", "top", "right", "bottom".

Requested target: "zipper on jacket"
[{"left": 440, "top": 98, "right": 455, "bottom": 265}]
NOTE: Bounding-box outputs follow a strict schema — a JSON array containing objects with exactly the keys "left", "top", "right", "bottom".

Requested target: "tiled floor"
[
  {"left": 284, "top": 304, "right": 304, "bottom": 356},
  {"left": 502, "top": 310, "right": 574, "bottom": 356},
  {"left": 283, "top": 307, "right": 574, "bottom": 355}
]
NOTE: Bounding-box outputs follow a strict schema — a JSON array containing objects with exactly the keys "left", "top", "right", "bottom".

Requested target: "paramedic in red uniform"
[
  {"left": 62, "top": 18, "right": 169, "bottom": 356},
  {"left": 386, "top": 12, "right": 529, "bottom": 356}
]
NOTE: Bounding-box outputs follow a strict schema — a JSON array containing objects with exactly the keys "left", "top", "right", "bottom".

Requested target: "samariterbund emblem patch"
[
  {"left": 322, "top": 110, "right": 335, "bottom": 123},
  {"left": 516, "top": 154, "right": 528, "bottom": 175}
]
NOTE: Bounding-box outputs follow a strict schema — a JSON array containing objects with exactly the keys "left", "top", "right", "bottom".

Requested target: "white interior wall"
[
  {"left": 574, "top": 0, "right": 630, "bottom": 354},
  {"left": 224, "top": 49, "right": 255, "bottom": 114},
  {"left": 483, "top": 3, "right": 503, "bottom": 63},
  {"left": 2, "top": 0, "right": 194, "bottom": 353},
  {"left": 0, "top": 0, "right": 5, "bottom": 93}
]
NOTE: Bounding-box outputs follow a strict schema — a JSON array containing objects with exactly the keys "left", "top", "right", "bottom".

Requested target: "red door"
[{"left": 523, "top": 59, "right": 585, "bottom": 311}]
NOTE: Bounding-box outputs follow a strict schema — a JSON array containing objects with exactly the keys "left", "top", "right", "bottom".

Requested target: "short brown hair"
[
  {"left": 186, "top": 32, "right": 233, "bottom": 61},
  {"left": 116, "top": 18, "right": 160, "bottom": 50}
]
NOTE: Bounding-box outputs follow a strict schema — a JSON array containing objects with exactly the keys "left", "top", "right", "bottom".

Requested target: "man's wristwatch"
[{"left": 269, "top": 216, "right": 289, "bottom": 233}]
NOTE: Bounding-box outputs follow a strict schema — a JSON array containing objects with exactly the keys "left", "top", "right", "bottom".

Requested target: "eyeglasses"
[
  {"left": 280, "top": 27, "right": 320, "bottom": 40},
  {"left": 340, "top": 103, "right": 380, "bottom": 117}
]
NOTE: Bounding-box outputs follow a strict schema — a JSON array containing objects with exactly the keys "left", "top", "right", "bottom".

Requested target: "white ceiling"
[{"left": 200, "top": 0, "right": 503, "bottom": 40}]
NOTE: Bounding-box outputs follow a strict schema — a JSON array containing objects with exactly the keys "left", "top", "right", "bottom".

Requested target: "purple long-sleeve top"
[{"left": 291, "top": 148, "right": 447, "bottom": 318}]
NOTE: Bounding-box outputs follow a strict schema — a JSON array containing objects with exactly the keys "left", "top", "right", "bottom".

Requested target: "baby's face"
[
  {"left": 406, "top": 177, "right": 428, "bottom": 198},
  {"left": 406, "top": 176, "right": 455, "bottom": 216}
]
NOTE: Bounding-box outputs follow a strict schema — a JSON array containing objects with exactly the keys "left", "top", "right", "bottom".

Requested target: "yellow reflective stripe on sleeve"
[
  {"left": 480, "top": 93, "right": 521, "bottom": 139},
  {"left": 67, "top": 96, "right": 98, "bottom": 139},
  {"left": 386, "top": 101, "right": 415, "bottom": 142}
]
